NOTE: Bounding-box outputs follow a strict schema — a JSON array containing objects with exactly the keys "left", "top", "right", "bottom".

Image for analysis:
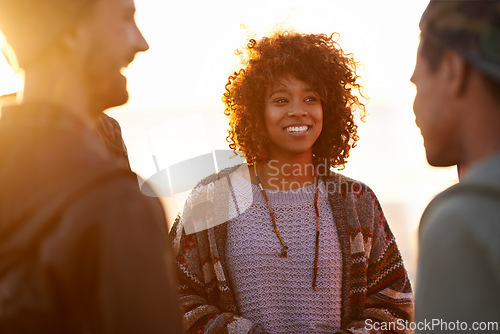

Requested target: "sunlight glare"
[{"left": 0, "top": 40, "right": 22, "bottom": 98}]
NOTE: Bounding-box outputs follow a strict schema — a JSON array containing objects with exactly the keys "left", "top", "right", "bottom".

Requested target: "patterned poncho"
[{"left": 170, "top": 165, "right": 414, "bottom": 334}]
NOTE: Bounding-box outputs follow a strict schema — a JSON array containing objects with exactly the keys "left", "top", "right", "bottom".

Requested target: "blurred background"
[{"left": 0, "top": 0, "right": 458, "bottom": 286}]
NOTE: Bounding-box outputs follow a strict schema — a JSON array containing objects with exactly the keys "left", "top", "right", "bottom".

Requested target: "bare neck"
[
  {"left": 21, "top": 59, "right": 96, "bottom": 126},
  {"left": 462, "top": 105, "right": 500, "bottom": 168},
  {"left": 252, "top": 152, "right": 316, "bottom": 191},
  {"left": 460, "top": 73, "right": 500, "bottom": 169}
]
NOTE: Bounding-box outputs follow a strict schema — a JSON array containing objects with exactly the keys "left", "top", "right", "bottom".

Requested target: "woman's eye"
[
  {"left": 305, "top": 96, "right": 318, "bottom": 102},
  {"left": 272, "top": 98, "right": 288, "bottom": 104}
]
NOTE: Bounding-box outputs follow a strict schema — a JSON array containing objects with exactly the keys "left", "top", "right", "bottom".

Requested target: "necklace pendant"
[{"left": 279, "top": 246, "right": 288, "bottom": 258}]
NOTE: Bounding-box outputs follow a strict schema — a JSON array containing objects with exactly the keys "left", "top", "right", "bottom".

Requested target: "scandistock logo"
[
  {"left": 139, "top": 149, "right": 245, "bottom": 197},
  {"left": 127, "top": 113, "right": 254, "bottom": 234},
  {"left": 136, "top": 148, "right": 254, "bottom": 235}
]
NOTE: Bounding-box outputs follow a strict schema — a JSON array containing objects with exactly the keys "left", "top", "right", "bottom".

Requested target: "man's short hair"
[
  {"left": 0, "top": 0, "right": 97, "bottom": 68},
  {"left": 419, "top": 0, "right": 500, "bottom": 83}
]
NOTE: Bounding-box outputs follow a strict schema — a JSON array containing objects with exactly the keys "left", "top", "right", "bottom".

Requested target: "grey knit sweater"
[{"left": 226, "top": 175, "right": 342, "bottom": 333}]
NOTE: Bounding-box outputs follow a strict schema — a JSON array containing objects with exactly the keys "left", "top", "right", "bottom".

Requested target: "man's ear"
[
  {"left": 60, "top": 25, "right": 86, "bottom": 52},
  {"left": 57, "top": 21, "right": 92, "bottom": 67},
  {"left": 441, "top": 49, "right": 469, "bottom": 97}
]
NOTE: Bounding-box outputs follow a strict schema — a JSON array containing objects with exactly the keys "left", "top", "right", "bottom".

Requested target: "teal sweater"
[{"left": 416, "top": 154, "right": 500, "bottom": 333}]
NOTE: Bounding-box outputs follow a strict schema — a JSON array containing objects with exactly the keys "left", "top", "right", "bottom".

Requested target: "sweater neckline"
[{"left": 232, "top": 172, "right": 325, "bottom": 206}]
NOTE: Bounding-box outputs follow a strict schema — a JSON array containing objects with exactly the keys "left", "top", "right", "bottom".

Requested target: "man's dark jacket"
[{"left": 0, "top": 103, "right": 181, "bottom": 333}]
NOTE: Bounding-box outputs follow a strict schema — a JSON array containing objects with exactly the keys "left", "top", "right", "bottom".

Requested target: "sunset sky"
[{"left": 0, "top": 0, "right": 458, "bottom": 282}]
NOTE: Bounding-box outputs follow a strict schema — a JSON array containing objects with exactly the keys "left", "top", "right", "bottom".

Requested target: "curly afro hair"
[{"left": 223, "top": 31, "right": 366, "bottom": 169}]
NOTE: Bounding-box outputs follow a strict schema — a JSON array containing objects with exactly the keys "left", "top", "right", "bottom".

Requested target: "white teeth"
[{"left": 286, "top": 125, "right": 309, "bottom": 133}]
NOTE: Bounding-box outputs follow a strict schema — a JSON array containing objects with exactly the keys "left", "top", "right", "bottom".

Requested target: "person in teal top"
[{"left": 411, "top": 1, "right": 500, "bottom": 332}]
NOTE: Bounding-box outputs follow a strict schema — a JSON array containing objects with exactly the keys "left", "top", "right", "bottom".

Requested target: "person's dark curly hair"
[{"left": 223, "top": 31, "right": 366, "bottom": 169}]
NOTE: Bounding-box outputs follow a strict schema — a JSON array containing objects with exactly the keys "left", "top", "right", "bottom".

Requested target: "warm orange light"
[{"left": 0, "top": 39, "right": 23, "bottom": 99}]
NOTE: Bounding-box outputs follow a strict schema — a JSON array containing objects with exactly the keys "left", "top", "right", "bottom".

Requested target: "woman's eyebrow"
[
  {"left": 269, "top": 87, "right": 287, "bottom": 98},
  {"left": 269, "top": 87, "right": 316, "bottom": 98}
]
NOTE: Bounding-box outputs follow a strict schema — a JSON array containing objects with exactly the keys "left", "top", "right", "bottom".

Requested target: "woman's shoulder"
[
  {"left": 323, "top": 172, "right": 386, "bottom": 231},
  {"left": 177, "top": 163, "right": 250, "bottom": 235},
  {"left": 321, "top": 171, "right": 374, "bottom": 197},
  {"left": 192, "top": 163, "right": 244, "bottom": 188}
]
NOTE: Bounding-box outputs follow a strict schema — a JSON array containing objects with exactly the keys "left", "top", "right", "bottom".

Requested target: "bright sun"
[{"left": 0, "top": 40, "right": 22, "bottom": 98}]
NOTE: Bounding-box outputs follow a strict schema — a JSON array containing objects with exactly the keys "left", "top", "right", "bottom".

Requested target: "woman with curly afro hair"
[
  {"left": 170, "top": 31, "right": 413, "bottom": 334},
  {"left": 224, "top": 32, "right": 363, "bottom": 169}
]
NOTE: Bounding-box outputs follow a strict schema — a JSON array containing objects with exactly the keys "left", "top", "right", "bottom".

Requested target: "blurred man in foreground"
[
  {"left": 411, "top": 1, "right": 500, "bottom": 332},
  {"left": 0, "top": 0, "right": 181, "bottom": 332}
]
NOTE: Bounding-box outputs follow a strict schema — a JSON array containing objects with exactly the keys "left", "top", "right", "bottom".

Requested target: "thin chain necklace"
[{"left": 253, "top": 162, "right": 321, "bottom": 290}]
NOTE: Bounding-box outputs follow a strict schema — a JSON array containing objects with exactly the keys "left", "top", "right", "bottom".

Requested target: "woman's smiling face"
[{"left": 263, "top": 74, "right": 323, "bottom": 162}]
